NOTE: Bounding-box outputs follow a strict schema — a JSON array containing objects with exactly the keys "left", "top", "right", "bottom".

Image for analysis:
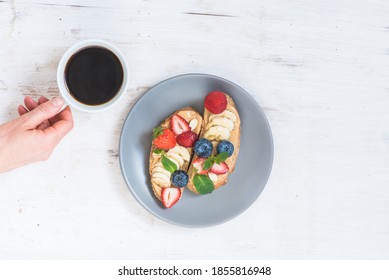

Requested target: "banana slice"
[
  {"left": 208, "top": 110, "right": 237, "bottom": 122},
  {"left": 151, "top": 177, "right": 171, "bottom": 188},
  {"left": 166, "top": 153, "right": 184, "bottom": 168},
  {"left": 168, "top": 146, "right": 190, "bottom": 162},
  {"left": 203, "top": 126, "right": 230, "bottom": 141},
  {"left": 164, "top": 155, "right": 180, "bottom": 170},
  {"left": 206, "top": 117, "right": 234, "bottom": 131},
  {"left": 152, "top": 166, "right": 171, "bottom": 177},
  {"left": 152, "top": 172, "right": 171, "bottom": 183}
]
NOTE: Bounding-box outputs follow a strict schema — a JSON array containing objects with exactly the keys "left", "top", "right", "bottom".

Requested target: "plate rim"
[{"left": 119, "top": 73, "right": 274, "bottom": 227}]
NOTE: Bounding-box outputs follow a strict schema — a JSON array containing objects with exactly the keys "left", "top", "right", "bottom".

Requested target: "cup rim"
[{"left": 57, "top": 39, "right": 129, "bottom": 112}]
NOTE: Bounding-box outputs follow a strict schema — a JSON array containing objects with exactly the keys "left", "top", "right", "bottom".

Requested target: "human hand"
[{"left": 0, "top": 96, "right": 74, "bottom": 173}]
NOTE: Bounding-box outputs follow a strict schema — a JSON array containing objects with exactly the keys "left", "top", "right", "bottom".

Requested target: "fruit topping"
[
  {"left": 161, "top": 155, "right": 179, "bottom": 172},
  {"left": 153, "top": 127, "right": 176, "bottom": 150},
  {"left": 217, "top": 140, "right": 234, "bottom": 157},
  {"left": 171, "top": 170, "right": 189, "bottom": 188},
  {"left": 209, "top": 110, "right": 237, "bottom": 122},
  {"left": 210, "top": 162, "right": 229, "bottom": 174},
  {"left": 176, "top": 131, "right": 198, "bottom": 147},
  {"left": 189, "top": 119, "right": 198, "bottom": 130},
  {"left": 202, "top": 152, "right": 229, "bottom": 171},
  {"left": 208, "top": 172, "right": 218, "bottom": 182},
  {"left": 168, "top": 146, "right": 190, "bottom": 162},
  {"left": 203, "top": 126, "right": 230, "bottom": 141},
  {"left": 170, "top": 114, "right": 190, "bottom": 136},
  {"left": 192, "top": 157, "right": 211, "bottom": 174},
  {"left": 152, "top": 166, "right": 171, "bottom": 177},
  {"left": 204, "top": 91, "right": 227, "bottom": 114},
  {"left": 161, "top": 187, "right": 182, "bottom": 208},
  {"left": 206, "top": 117, "right": 234, "bottom": 131},
  {"left": 165, "top": 152, "right": 184, "bottom": 167},
  {"left": 151, "top": 173, "right": 171, "bottom": 186},
  {"left": 194, "top": 138, "right": 213, "bottom": 158}
]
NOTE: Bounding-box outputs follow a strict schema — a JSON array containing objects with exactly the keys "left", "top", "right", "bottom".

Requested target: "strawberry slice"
[
  {"left": 176, "top": 131, "right": 198, "bottom": 147},
  {"left": 204, "top": 91, "right": 227, "bottom": 114},
  {"left": 210, "top": 162, "right": 229, "bottom": 174},
  {"left": 161, "top": 187, "right": 182, "bottom": 208},
  {"left": 170, "top": 115, "right": 190, "bottom": 136},
  {"left": 153, "top": 127, "right": 176, "bottom": 150},
  {"left": 192, "top": 157, "right": 210, "bottom": 174}
]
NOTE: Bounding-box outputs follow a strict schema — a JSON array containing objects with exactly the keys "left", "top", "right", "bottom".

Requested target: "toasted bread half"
[
  {"left": 149, "top": 107, "right": 203, "bottom": 205},
  {"left": 187, "top": 94, "right": 241, "bottom": 194}
]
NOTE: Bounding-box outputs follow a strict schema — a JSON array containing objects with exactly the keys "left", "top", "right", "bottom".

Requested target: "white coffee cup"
[{"left": 57, "top": 39, "right": 129, "bottom": 112}]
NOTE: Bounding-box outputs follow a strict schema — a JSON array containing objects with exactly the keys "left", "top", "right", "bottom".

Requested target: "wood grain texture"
[{"left": 0, "top": 0, "right": 388, "bottom": 259}]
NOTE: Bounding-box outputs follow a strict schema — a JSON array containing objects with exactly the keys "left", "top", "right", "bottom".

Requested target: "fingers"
[
  {"left": 22, "top": 97, "right": 65, "bottom": 128},
  {"left": 38, "top": 96, "right": 58, "bottom": 125},
  {"left": 38, "top": 96, "right": 49, "bottom": 104},
  {"left": 36, "top": 96, "right": 51, "bottom": 129},
  {"left": 24, "top": 96, "right": 40, "bottom": 111},
  {"left": 18, "top": 96, "right": 39, "bottom": 116},
  {"left": 18, "top": 105, "right": 28, "bottom": 116},
  {"left": 43, "top": 106, "right": 74, "bottom": 141},
  {"left": 19, "top": 96, "right": 51, "bottom": 129}
]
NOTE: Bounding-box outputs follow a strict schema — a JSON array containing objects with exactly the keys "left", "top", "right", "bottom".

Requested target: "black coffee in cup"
[{"left": 65, "top": 47, "right": 124, "bottom": 105}]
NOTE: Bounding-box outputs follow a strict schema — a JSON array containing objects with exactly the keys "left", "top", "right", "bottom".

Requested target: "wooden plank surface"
[{"left": 0, "top": 0, "right": 388, "bottom": 259}]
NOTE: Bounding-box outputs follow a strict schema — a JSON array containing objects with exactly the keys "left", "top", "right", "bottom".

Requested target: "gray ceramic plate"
[{"left": 119, "top": 73, "right": 273, "bottom": 227}]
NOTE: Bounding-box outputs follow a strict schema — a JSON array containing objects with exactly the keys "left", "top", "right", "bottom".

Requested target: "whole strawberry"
[{"left": 153, "top": 127, "right": 176, "bottom": 150}]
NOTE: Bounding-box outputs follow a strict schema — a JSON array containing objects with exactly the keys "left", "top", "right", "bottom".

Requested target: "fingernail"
[{"left": 52, "top": 97, "right": 64, "bottom": 107}]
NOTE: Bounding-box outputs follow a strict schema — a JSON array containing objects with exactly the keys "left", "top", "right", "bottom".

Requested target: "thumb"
[{"left": 23, "top": 97, "right": 65, "bottom": 128}]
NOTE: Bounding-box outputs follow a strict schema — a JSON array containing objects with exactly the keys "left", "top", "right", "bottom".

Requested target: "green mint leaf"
[
  {"left": 153, "top": 149, "right": 165, "bottom": 155},
  {"left": 161, "top": 155, "right": 178, "bottom": 173},
  {"left": 193, "top": 174, "right": 214, "bottom": 194},
  {"left": 203, "top": 156, "right": 214, "bottom": 170},
  {"left": 152, "top": 126, "right": 164, "bottom": 139},
  {"left": 215, "top": 152, "right": 229, "bottom": 164}
]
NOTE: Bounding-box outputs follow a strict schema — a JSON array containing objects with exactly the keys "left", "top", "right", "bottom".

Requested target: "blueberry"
[
  {"left": 217, "top": 140, "right": 234, "bottom": 157},
  {"left": 194, "top": 138, "right": 213, "bottom": 158},
  {"left": 171, "top": 170, "right": 189, "bottom": 188}
]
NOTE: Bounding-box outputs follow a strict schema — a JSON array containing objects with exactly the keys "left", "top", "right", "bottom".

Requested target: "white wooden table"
[{"left": 0, "top": 0, "right": 388, "bottom": 259}]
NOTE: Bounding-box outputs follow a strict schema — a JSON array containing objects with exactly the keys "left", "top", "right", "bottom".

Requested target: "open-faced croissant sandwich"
[{"left": 149, "top": 91, "right": 240, "bottom": 208}]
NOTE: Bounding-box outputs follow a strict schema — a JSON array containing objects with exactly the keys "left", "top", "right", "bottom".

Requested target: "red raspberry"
[
  {"left": 176, "top": 131, "right": 198, "bottom": 148},
  {"left": 204, "top": 91, "right": 227, "bottom": 114}
]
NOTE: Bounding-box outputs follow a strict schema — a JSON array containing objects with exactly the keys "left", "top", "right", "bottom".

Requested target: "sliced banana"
[
  {"left": 203, "top": 126, "right": 230, "bottom": 141},
  {"left": 164, "top": 155, "right": 180, "bottom": 170},
  {"left": 168, "top": 146, "right": 190, "bottom": 162},
  {"left": 209, "top": 110, "right": 237, "bottom": 122},
  {"left": 206, "top": 117, "right": 234, "bottom": 131},
  {"left": 151, "top": 177, "right": 171, "bottom": 188},
  {"left": 166, "top": 153, "right": 184, "bottom": 168},
  {"left": 152, "top": 166, "right": 171, "bottom": 177},
  {"left": 152, "top": 172, "right": 171, "bottom": 183}
]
